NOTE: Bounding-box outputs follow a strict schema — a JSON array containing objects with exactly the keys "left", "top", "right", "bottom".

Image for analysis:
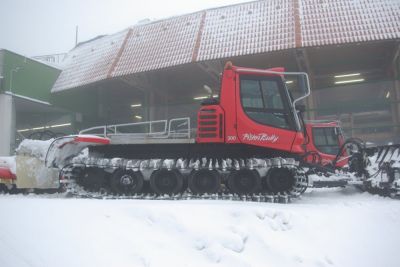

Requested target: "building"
[
  {"left": 1, "top": 0, "right": 399, "bottom": 156},
  {"left": 0, "top": 49, "right": 71, "bottom": 156},
  {"left": 50, "top": 0, "right": 400, "bottom": 144}
]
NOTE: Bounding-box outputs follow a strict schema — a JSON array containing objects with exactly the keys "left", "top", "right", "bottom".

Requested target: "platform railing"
[{"left": 79, "top": 117, "right": 191, "bottom": 139}]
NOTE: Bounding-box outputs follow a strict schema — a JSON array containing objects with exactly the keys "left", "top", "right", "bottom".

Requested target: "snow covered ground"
[{"left": 0, "top": 188, "right": 399, "bottom": 267}]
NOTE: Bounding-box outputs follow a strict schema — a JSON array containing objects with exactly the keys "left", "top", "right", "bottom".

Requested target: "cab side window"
[
  {"left": 312, "top": 127, "right": 340, "bottom": 155},
  {"left": 240, "top": 76, "right": 293, "bottom": 130}
]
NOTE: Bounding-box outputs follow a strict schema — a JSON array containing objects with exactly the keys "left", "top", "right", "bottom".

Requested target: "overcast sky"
[{"left": 0, "top": 0, "right": 253, "bottom": 57}]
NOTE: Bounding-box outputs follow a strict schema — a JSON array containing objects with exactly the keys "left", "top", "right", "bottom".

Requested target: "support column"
[
  {"left": 144, "top": 91, "right": 156, "bottom": 121},
  {"left": 306, "top": 92, "right": 316, "bottom": 120},
  {"left": 293, "top": 48, "right": 316, "bottom": 120},
  {"left": 97, "top": 87, "right": 111, "bottom": 124},
  {"left": 0, "top": 93, "right": 16, "bottom": 156},
  {"left": 394, "top": 79, "right": 400, "bottom": 134},
  {"left": 349, "top": 113, "right": 355, "bottom": 138},
  {"left": 391, "top": 43, "right": 400, "bottom": 135}
]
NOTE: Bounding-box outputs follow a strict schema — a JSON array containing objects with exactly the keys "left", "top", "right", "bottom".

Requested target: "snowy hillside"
[{"left": 0, "top": 188, "right": 399, "bottom": 267}]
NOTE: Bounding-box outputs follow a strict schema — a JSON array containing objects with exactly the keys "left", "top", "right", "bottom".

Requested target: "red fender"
[{"left": 0, "top": 167, "right": 16, "bottom": 180}]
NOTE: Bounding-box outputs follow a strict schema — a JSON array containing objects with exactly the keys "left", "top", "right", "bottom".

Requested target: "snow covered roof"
[
  {"left": 52, "top": 0, "right": 400, "bottom": 93},
  {"left": 197, "top": 0, "right": 295, "bottom": 61},
  {"left": 113, "top": 13, "right": 203, "bottom": 76},
  {"left": 52, "top": 30, "right": 129, "bottom": 92},
  {"left": 300, "top": 0, "right": 400, "bottom": 46}
]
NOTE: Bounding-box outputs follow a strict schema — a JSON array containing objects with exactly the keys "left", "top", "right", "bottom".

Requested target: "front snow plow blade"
[
  {"left": 45, "top": 135, "right": 110, "bottom": 168},
  {"left": 14, "top": 136, "right": 110, "bottom": 190}
]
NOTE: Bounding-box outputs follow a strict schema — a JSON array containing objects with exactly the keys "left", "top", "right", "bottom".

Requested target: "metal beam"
[
  {"left": 119, "top": 74, "right": 153, "bottom": 92},
  {"left": 197, "top": 61, "right": 222, "bottom": 84},
  {"left": 391, "top": 42, "right": 400, "bottom": 68},
  {"left": 119, "top": 73, "right": 168, "bottom": 98}
]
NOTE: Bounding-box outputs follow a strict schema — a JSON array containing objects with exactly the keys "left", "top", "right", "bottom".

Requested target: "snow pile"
[
  {"left": 16, "top": 139, "right": 54, "bottom": 160},
  {"left": 0, "top": 139, "right": 53, "bottom": 175},
  {"left": 0, "top": 190, "right": 399, "bottom": 267}
]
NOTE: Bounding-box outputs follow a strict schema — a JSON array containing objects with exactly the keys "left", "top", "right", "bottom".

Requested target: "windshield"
[
  {"left": 312, "top": 127, "right": 340, "bottom": 155},
  {"left": 240, "top": 75, "right": 295, "bottom": 130}
]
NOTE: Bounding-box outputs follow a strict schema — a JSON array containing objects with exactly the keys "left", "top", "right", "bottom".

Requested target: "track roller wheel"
[
  {"left": 189, "top": 169, "right": 220, "bottom": 194},
  {"left": 227, "top": 169, "right": 261, "bottom": 195},
  {"left": 264, "top": 167, "right": 295, "bottom": 193},
  {"left": 81, "top": 168, "right": 107, "bottom": 192},
  {"left": 150, "top": 169, "right": 183, "bottom": 195},
  {"left": 110, "top": 169, "right": 144, "bottom": 195}
]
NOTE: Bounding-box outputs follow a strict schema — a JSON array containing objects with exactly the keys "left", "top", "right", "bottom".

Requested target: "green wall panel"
[{"left": 0, "top": 50, "right": 61, "bottom": 102}]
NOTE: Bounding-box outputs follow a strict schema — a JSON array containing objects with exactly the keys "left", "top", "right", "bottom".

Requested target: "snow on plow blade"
[
  {"left": 15, "top": 135, "right": 109, "bottom": 189},
  {"left": 44, "top": 135, "right": 110, "bottom": 168}
]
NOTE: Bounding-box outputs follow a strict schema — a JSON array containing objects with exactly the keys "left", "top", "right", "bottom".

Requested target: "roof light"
[
  {"left": 194, "top": 96, "right": 208, "bottom": 100},
  {"left": 386, "top": 91, "right": 391, "bottom": 99},
  {"left": 334, "top": 79, "right": 365, "bottom": 85},
  {"left": 213, "top": 94, "right": 219, "bottom": 98},
  {"left": 31, "top": 127, "right": 45, "bottom": 131},
  {"left": 17, "top": 123, "right": 71, "bottom": 133},
  {"left": 285, "top": 80, "right": 293, "bottom": 84},
  {"left": 131, "top": 103, "right": 142, "bottom": 108},
  {"left": 135, "top": 115, "right": 142, "bottom": 119},
  {"left": 334, "top": 73, "right": 360, "bottom": 78},
  {"left": 51, "top": 123, "right": 71, "bottom": 128}
]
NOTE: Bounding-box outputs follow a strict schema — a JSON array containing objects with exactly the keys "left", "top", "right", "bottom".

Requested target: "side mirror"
[{"left": 296, "top": 104, "right": 306, "bottom": 113}]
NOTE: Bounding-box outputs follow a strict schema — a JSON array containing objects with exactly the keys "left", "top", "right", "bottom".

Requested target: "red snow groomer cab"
[
  {"left": 304, "top": 121, "right": 348, "bottom": 168},
  {"left": 196, "top": 62, "right": 308, "bottom": 154}
]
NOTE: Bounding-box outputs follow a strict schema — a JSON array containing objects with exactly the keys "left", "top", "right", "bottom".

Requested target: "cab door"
[{"left": 235, "top": 73, "right": 298, "bottom": 153}]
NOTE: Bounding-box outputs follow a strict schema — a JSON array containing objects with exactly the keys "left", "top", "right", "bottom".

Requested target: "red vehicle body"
[
  {"left": 194, "top": 63, "right": 346, "bottom": 169},
  {"left": 196, "top": 64, "right": 305, "bottom": 154},
  {"left": 0, "top": 167, "right": 16, "bottom": 180},
  {"left": 0, "top": 166, "right": 16, "bottom": 191},
  {"left": 304, "top": 121, "right": 347, "bottom": 168}
]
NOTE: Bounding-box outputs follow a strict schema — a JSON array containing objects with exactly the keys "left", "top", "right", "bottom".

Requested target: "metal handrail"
[
  {"left": 167, "top": 118, "right": 191, "bottom": 138},
  {"left": 79, "top": 117, "right": 191, "bottom": 139}
]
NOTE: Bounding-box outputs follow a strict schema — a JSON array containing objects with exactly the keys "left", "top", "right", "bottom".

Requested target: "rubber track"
[
  {"left": 66, "top": 190, "right": 297, "bottom": 204},
  {"left": 67, "top": 157, "right": 308, "bottom": 197}
]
